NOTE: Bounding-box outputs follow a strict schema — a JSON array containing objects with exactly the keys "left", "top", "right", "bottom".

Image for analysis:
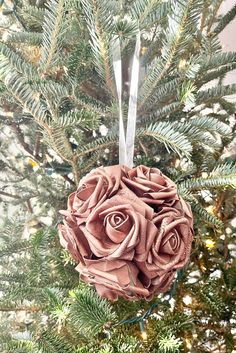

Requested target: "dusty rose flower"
[
  {"left": 76, "top": 259, "right": 150, "bottom": 301},
  {"left": 59, "top": 164, "right": 194, "bottom": 301},
  {"left": 135, "top": 198, "right": 193, "bottom": 297},
  {"left": 122, "top": 165, "right": 178, "bottom": 206},
  {"left": 79, "top": 188, "right": 156, "bottom": 260},
  {"left": 77, "top": 258, "right": 175, "bottom": 301},
  {"left": 61, "top": 165, "right": 126, "bottom": 224},
  {"left": 58, "top": 214, "right": 91, "bottom": 263}
]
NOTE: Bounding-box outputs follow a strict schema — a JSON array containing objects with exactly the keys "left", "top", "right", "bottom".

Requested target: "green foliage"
[
  {"left": 0, "top": 42, "right": 37, "bottom": 77},
  {"left": 139, "top": 122, "right": 192, "bottom": 157},
  {"left": 36, "top": 330, "right": 75, "bottom": 353},
  {"left": 138, "top": 0, "right": 203, "bottom": 109},
  {"left": 193, "top": 280, "right": 225, "bottom": 318},
  {"left": 0, "top": 239, "right": 29, "bottom": 258},
  {"left": 4, "top": 71, "right": 48, "bottom": 124},
  {"left": 213, "top": 3, "right": 236, "bottom": 35},
  {"left": 80, "top": 0, "right": 116, "bottom": 95},
  {"left": 190, "top": 201, "right": 224, "bottom": 227},
  {"left": 0, "top": 339, "right": 38, "bottom": 353},
  {"left": 8, "top": 32, "right": 43, "bottom": 46},
  {"left": 158, "top": 333, "right": 182, "bottom": 353},
  {"left": 17, "top": 5, "right": 45, "bottom": 29},
  {"left": 178, "top": 163, "right": 236, "bottom": 190},
  {"left": 53, "top": 109, "right": 100, "bottom": 130},
  {"left": 69, "top": 286, "right": 117, "bottom": 336},
  {"left": 221, "top": 262, "right": 236, "bottom": 291},
  {"left": 40, "top": 0, "right": 67, "bottom": 73},
  {"left": 130, "top": 0, "right": 169, "bottom": 28}
]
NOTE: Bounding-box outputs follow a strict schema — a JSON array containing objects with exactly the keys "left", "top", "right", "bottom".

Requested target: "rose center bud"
[
  {"left": 161, "top": 230, "right": 180, "bottom": 255},
  {"left": 103, "top": 211, "right": 132, "bottom": 244}
]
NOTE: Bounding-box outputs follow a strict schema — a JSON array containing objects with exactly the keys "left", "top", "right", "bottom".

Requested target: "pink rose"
[
  {"left": 58, "top": 214, "right": 91, "bottom": 263},
  {"left": 122, "top": 165, "right": 178, "bottom": 206},
  {"left": 78, "top": 187, "right": 156, "bottom": 259},
  {"left": 61, "top": 165, "right": 126, "bottom": 224},
  {"left": 135, "top": 199, "right": 193, "bottom": 296},
  {"left": 77, "top": 259, "right": 150, "bottom": 301}
]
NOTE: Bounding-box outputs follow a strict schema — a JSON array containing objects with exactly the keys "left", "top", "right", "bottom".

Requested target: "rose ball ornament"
[{"left": 58, "top": 165, "right": 194, "bottom": 301}]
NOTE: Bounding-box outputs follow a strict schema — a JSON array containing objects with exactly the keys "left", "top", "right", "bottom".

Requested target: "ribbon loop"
[{"left": 112, "top": 31, "right": 141, "bottom": 168}]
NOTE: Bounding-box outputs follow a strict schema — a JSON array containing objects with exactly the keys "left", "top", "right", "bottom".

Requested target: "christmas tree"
[{"left": 0, "top": 0, "right": 236, "bottom": 352}]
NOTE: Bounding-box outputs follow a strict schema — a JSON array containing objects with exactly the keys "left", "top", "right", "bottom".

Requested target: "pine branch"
[
  {"left": 43, "top": 287, "right": 66, "bottom": 309},
  {"left": 0, "top": 339, "right": 37, "bottom": 353},
  {"left": 81, "top": 0, "right": 116, "bottom": 96},
  {"left": 33, "top": 81, "right": 70, "bottom": 114},
  {"left": 213, "top": 3, "right": 236, "bottom": 35},
  {"left": 130, "top": 0, "right": 168, "bottom": 28},
  {"left": 8, "top": 31, "right": 43, "bottom": 46},
  {"left": 4, "top": 71, "right": 48, "bottom": 124},
  {"left": 17, "top": 5, "right": 45, "bottom": 29},
  {"left": 196, "top": 280, "right": 225, "bottom": 317},
  {"left": 170, "top": 116, "right": 231, "bottom": 148},
  {"left": 52, "top": 109, "right": 100, "bottom": 130},
  {"left": 140, "top": 1, "right": 170, "bottom": 28},
  {"left": 179, "top": 175, "right": 236, "bottom": 191},
  {"left": 44, "top": 127, "right": 74, "bottom": 161},
  {"left": 35, "top": 330, "right": 75, "bottom": 353},
  {"left": 207, "top": 0, "right": 223, "bottom": 33},
  {"left": 140, "top": 102, "right": 180, "bottom": 121},
  {"left": 4, "top": 72, "right": 79, "bottom": 180},
  {"left": 40, "top": 0, "right": 66, "bottom": 74},
  {"left": 69, "top": 287, "right": 117, "bottom": 336},
  {"left": 200, "top": 0, "right": 211, "bottom": 30},
  {"left": 191, "top": 202, "right": 223, "bottom": 227},
  {"left": 218, "top": 97, "right": 236, "bottom": 114},
  {"left": 77, "top": 133, "right": 118, "bottom": 157},
  {"left": 200, "top": 52, "right": 236, "bottom": 72},
  {"left": 0, "top": 240, "right": 31, "bottom": 258},
  {"left": 138, "top": 122, "right": 192, "bottom": 157},
  {"left": 138, "top": 0, "right": 202, "bottom": 110},
  {"left": 190, "top": 116, "right": 231, "bottom": 136},
  {"left": 142, "top": 78, "right": 179, "bottom": 107},
  {"left": 198, "top": 52, "right": 236, "bottom": 85},
  {"left": 0, "top": 42, "right": 36, "bottom": 78},
  {"left": 196, "top": 84, "right": 236, "bottom": 104}
]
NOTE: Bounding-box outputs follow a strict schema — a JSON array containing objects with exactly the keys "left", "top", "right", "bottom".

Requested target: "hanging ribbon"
[{"left": 112, "top": 31, "right": 141, "bottom": 168}]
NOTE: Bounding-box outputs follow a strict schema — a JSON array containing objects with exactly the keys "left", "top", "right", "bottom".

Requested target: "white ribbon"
[{"left": 112, "top": 31, "right": 141, "bottom": 168}]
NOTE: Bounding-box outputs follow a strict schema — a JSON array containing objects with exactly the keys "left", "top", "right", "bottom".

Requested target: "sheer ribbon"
[{"left": 112, "top": 32, "right": 141, "bottom": 168}]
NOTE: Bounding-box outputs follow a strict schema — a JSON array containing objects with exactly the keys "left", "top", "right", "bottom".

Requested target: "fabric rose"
[
  {"left": 122, "top": 165, "right": 178, "bottom": 206},
  {"left": 76, "top": 259, "right": 150, "bottom": 301},
  {"left": 135, "top": 198, "right": 193, "bottom": 296},
  {"left": 59, "top": 164, "right": 194, "bottom": 301},
  {"left": 61, "top": 165, "right": 126, "bottom": 224},
  {"left": 79, "top": 187, "right": 156, "bottom": 260},
  {"left": 58, "top": 213, "right": 91, "bottom": 263}
]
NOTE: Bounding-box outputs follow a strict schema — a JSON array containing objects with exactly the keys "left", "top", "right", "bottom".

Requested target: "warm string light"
[
  {"left": 205, "top": 205, "right": 215, "bottom": 215},
  {"left": 139, "top": 321, "right": 148, "bottom": 342},
  {"left": 178, "top": 59, "right": 187, "bottom": 71},
  {"left": 199, "top": 259, "right": 207, "bottom": 272},
  {"left": 204, "top": 238, "right": 216, "bottom": 250},
  {"left": 141, "top": 330, "right": 148, "bottom": 341},
  {"left": 27, "top": 158, "right": 39, "bottom": 169},
  {"left": 185, "top": 338, "right": 192, "bottom": 349},
  {"left": 141, "top": 47, "right": 147, "bottom": 55}
]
